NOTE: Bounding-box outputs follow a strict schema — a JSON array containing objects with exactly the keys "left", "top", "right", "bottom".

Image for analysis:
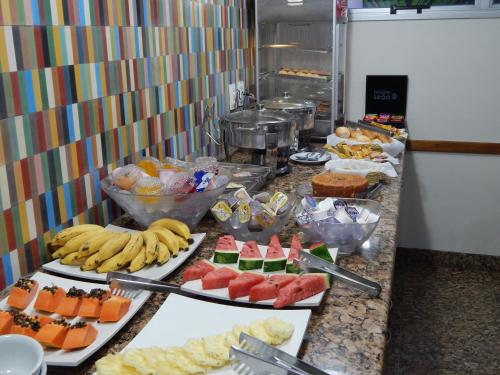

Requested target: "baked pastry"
[
  {"left": 355, "top": 134, "right": 371, "bottom": 143},
  {"left": 312, "top": 172, "right": 368, "bottom": 198},
  {"left": 335, "top": 126, "right": 351, "bottom": 138}
]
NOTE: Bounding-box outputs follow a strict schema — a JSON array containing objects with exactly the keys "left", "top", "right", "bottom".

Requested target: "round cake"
[{"left": 311, "top": 172, "right": 368, "bottom": 198}]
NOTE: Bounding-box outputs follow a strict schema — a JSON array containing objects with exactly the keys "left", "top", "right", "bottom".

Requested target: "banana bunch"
[{"left": 49, "top": 218, "right": 192, "bottom": 274}]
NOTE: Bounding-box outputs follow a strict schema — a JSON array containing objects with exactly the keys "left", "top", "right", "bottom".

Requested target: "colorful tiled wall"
[{"left": 0, "top": 0, "right": 255, "bottom": 288}]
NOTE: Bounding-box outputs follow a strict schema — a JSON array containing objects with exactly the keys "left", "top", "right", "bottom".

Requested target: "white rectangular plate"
[
  {"left": 42, "top": 225, "right": 206, "bottom": 282},
  {"left": 123, "top": 293, "right": 312, "bottom": 375},
  {"left": 181, "top": 241, "right": 337, "bottom": 307},
  {"left": 0, "top": 272, "right": 150, "bottom": 366}
]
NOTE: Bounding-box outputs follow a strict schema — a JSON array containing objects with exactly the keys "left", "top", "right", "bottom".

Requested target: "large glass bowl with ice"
[
  {"left": 101, "top": 157, "right": 231, "bottom": 229},
  {"left": 295, "top": 196, "right": 381, "bottom": 255}
]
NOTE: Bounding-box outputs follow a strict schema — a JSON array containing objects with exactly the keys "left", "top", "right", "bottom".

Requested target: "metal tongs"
[
  {"left": 231, "top": 333, "right": 329, "bottom": 375},
  {"left": 345, "top": 120, "right": 394, "bottom": 137},
  {"left": 294, "top": 250, "right": 381, "bottom": 297}
]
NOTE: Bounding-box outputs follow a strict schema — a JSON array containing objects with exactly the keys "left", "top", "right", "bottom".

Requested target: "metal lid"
[
  {"left": 221, "top": 104, "right": 293, "bottom": 126},
  {"left": 261, "top": 92, "right": 316, "bottom": 111}
]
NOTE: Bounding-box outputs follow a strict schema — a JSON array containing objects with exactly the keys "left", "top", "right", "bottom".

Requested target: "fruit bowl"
[
  {"left": 101, "top": 169, "right": 231, "bottom": 229},
  {"left": 295, "top": 197, "right": 381, "bottom": 256},
  {"left": 211, "top": 191, "right": 298, "bottom": 244}
]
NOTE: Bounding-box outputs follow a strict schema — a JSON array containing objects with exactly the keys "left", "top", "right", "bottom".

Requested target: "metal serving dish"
[
  {"left": 220, "top": 104, "right": 296, "bottom": 150},
  {"left": 261, "top": 92, "right": 316, "bottom": 131}
]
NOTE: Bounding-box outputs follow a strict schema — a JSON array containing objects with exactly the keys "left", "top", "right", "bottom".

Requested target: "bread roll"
[
  {"left": 355, "top": 134, "right": 371, "bottom": 143},
  {"left": 335, "top": 126, "right": 351, "bottom": 139}
]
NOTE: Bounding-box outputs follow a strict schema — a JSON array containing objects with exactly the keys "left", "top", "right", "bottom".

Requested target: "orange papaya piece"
[
  {"left": 10, "top": 313, "right": 40, "bottom": 338},
  {"left": 34, "top": 286, "right": 66, "bottom": 313},
  {"left": 62, "top": 322, "right": 98, "bottom": 350},
  {"left": 36, "top": 315, "right": 54, "bottom": 327},
  {"left": 7, "top": 279, "right": 39, "bottom": 310},
  {"left": 35, "top": 319, "right": 70, "bottom": 348},
  {"left": 78, "top": 289, "right": 110, "bottom": 318},
  {"left": 99, "top": 295, "right": 131, "bottom": 323},
  {"left": 54, "top": 287, "right": 86, "bottom": 317},
  {"left": 0, "top": 311, "right": 14, "bottom": 334}
]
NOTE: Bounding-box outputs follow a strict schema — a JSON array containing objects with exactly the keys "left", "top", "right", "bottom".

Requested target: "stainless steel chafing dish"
[
  {"left": 261, "top": 92, "right": 316, "bottom": 151},
  {"left": 220, "top": 104, "right": 296, "bottom": 178}
]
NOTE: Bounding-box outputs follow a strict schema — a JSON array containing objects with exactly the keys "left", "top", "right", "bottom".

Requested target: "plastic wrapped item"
[
  {"left": 136, "top": 157, "right": 162, "bottom": 177},
  {"left": 111, "top": 164, "right": 143, "bottom": 190},
  {"left": 163, "top": 172, "right": 195, "bottom": 195},
  {"left": 194, "top": 157, "right": 219, "bottom": 175},
  {"left": 131, "top": 177, "right": 164, "bottom": 195}
]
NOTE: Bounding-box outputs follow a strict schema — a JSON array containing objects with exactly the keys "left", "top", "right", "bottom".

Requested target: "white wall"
[{"left": 345, "top": 18, "right": 500, "bottom": 255}]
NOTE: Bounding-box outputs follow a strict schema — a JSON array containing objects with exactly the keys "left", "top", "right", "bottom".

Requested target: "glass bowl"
[
  {"left": 295, "top": 197, "right": 381, "bottom": 256},
  {"left": 101, "top": 169, "right": 231, "bottom": 229},
  {"left": 211, "top": 191, "right": 298, "bottom": 244}
]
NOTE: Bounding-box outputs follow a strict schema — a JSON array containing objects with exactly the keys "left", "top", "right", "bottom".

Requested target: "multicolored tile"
[{"left": 0, "top": 0, "right": 255, "bottom": 289}]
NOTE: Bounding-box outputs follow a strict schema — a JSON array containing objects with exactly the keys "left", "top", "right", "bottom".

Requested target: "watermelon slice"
[
  {"left": 273, "top": 273, "right": 330, "bottom": 308},
  {"left": 213, "top": 235, "right": 239, "bottom": 264},
  {"left": 309, "top": 242, "right": 334, "bottom": 263},
  {"left": 238, "top": 241, "right": 263, "bottom": 271},
  {"left": 248, "top": 274, "right": 298, "bottom": 302},
  {"left": 182, "top": 260, "right": 217, "bottom": 283},
  {"left": 201, "top": 267, "right": 240, "bottom": 290},
  {"left": 286, "top": 235, "right": 303, "bottom": 274},
  {"left": 263, "top": 235, "right": 287, "bottom": 272},
  {"left": 228, "top": 272, "right": 267, "bottom": 300}
]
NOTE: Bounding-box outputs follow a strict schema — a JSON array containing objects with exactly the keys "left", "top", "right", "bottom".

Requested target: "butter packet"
[{"left": 211, "top": 201, "right": 232, "bottom": 222}]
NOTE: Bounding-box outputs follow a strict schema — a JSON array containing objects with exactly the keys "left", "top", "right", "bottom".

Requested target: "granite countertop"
[{"left": 46, "top": 150, "right": 404, "bottom": 375}]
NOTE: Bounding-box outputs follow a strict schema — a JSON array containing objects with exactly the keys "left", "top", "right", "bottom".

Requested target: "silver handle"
[{"left": 294, "top": 251, "right": 381, "bottom": 297}]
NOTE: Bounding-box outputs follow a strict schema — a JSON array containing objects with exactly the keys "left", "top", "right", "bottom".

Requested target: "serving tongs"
[
  {"left": 344, "top": 120, "right": 394, "bottom": 138},
  {"left": 106, "top": 271, "right": 197, "bottom": 299},
  {"left": 231, "top": 333, "right": 328, "bottom": 375},
  {"left": 293, "top": 250, "right": 381, "bottom": 297}
]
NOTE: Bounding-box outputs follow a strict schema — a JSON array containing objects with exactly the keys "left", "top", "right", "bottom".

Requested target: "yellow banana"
[
  {"left": 51, "top": 224, "right": 104, "bottom": 246},
  {"left": 77, "top": 230, "right": 116, "bottom": 259},
  {"left": 156, "top": 242, "right": 171, "bottom": 265},
  {"left": 95, "top": 232, "right": 131, "bottom": 264},
  {"left": 52, "top": 230, "right": 105, "bottom": 258},
  {"left": 118, "top": 232, "right": 144, "bottom": 267},
  {"left": 128, "top": 246, "right": 146, "bottom": 273},
  {"left": 150, "top": 227, "right": 179, "bottom": 257},
  {"left": 60, "top": 252, "right": 85, "bottom": 266},
  {"left": 96, "top": 251, "right": 123, "bottom": 273},
  {"left": 149, "top": 218, "right": 192, "bottom": 242},
  {"left": 81, "top": 252, "right": 100, "bottom": 271},
  {"left": 176, "top": 235, "right": 189, "bottom": 251},
  {"left": 142, "top": 230, "right": 159, "bottom": 265}
]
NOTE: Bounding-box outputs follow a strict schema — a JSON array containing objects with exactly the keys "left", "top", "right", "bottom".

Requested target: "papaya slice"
[
  {"left": 34, "top": 286, "right": 66, "bottom": 313},
  {"left": 99, "top": 295, "right": 131, "bottom": 323},
  {"left": 62, "top": 322, "right": 98, "bottom": 350},
  {"left": 37, "top": 315, "right": 54, "bottom": 327},
  {"left": 0, "top": 311, "right": 14, "bottom": 334},
  {"left": 35, "top": 319, "right": 70, "bottom": 348},
  {"left": 10, "top": 312, "right": 41, "bottom": 338},
  {"left": 7, "top": 279, "right": 39, "bottom": 310},
  {"left": 55, "top": 287, "right": 86, "bottom": 317},
  {"left": 78, "top": 289, "right": 111, "bottom": 318}
]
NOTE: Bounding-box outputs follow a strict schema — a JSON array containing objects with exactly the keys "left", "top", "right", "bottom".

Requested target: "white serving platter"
[
  {"left": 181, "top": 241, "right": 337, "bottom": 307},
  {"left": 42, "top": 225, "right": 206, "bottom": 282},
  {"left": 123, "top": 293, "right": 312, "bottom": 375},
  {"left": 0, "top": 272, "right": 150, "bottom": 366}
]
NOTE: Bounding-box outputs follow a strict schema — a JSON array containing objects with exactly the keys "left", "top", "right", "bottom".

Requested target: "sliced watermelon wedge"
[
  {"left": 201, "top": 267, "right": 240, "bottom": 290},
  {"left": 248, "top": 274, "right": 298, "bottom": 302},
  {"left": 238, "top": 241, "right": 263, "bottom": 271},
  {"left": 263, "top": 235, "right": 286, "bottom": 273},
  {"left": 228, "top": 272, "right": 267, "bottom": 300},
  {"left": 286, "top": 235, "right": 303, "bottom": 274},
  {"left": 273, "top": 273, "right": 330, "bottom": 308},
  {"left": 309, "top": 242, "right": 334, "bottom": 263},
  {"left": 182, "top": 260, "right": 217, "bottom": 283},
  {"left": 213, "top": 235, "right": 239, "bottom": 264}
]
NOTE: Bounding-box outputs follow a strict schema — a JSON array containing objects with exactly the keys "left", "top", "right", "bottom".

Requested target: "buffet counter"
[{"left": 44, "top": 148, "right": 404, "bottom": 375}]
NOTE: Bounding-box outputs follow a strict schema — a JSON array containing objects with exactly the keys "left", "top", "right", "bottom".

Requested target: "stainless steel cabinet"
[{"left": 256, "top": 0, "right": 347, "bottom": 140}]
